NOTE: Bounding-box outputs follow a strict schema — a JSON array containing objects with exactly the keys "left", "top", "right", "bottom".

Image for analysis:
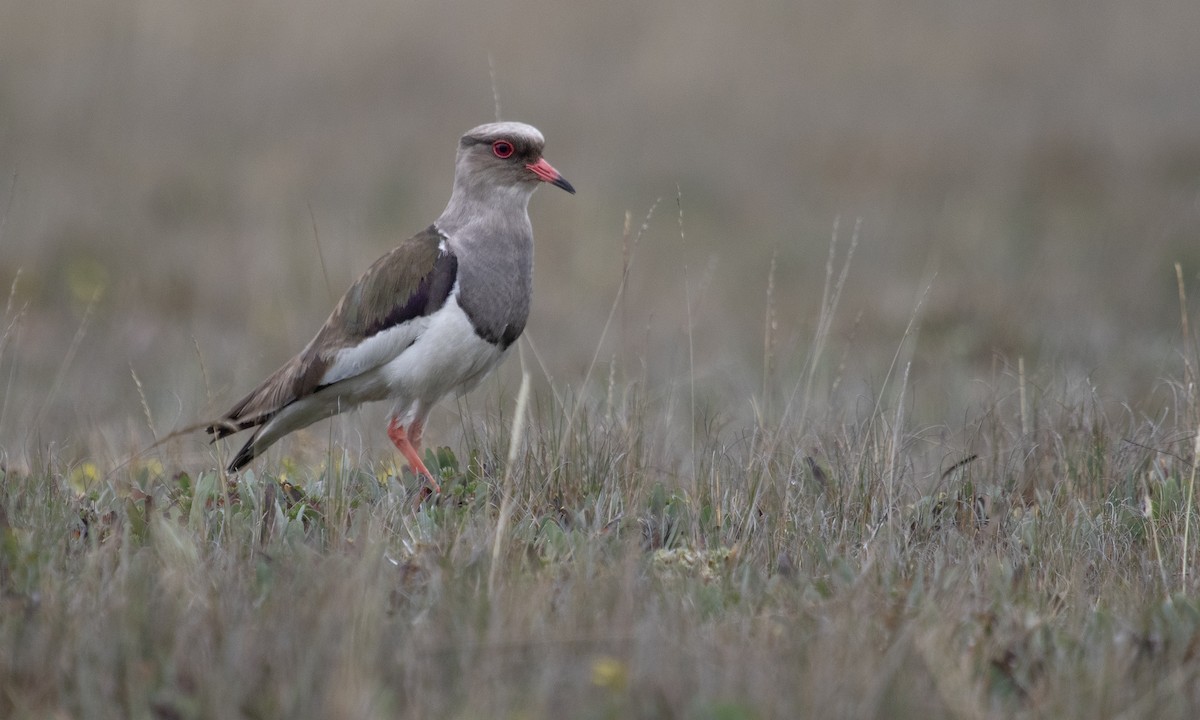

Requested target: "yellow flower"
[
  {"left": 591, "top": 656, "right": 628, "bottom": 691},
  {"left": 68, "top": 462, "right": 100, "bottom": 495},
  {"left": 134, "top": 458, "right": 164, "bottom": 480}
]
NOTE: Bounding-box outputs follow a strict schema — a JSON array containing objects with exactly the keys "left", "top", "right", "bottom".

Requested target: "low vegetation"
[{"left": 3, "top": 270, "right": 1199, "bottom": 718}]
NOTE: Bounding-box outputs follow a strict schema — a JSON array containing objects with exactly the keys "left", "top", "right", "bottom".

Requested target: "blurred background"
[{"left": 2, "top": 0, "right": 1199, "bottom": 467}]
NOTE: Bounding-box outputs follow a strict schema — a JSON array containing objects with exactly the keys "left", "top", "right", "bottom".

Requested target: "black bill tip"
[{"left": 552, "top": 175, "right": 576, "bottom": 195}]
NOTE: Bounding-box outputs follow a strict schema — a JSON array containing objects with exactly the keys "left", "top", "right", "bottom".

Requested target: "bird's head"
[{"left": 456, "top": 122, "right": 576, "bottom": 196}]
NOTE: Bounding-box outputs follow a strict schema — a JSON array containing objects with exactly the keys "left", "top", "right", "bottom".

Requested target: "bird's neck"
[{"left": 436, "top": 179, "right": 537, "bottom": 248}]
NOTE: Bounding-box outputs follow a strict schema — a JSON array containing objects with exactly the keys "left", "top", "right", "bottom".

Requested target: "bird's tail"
[{"left": 226, "top": 434, "right": 259, "bottom": 473}]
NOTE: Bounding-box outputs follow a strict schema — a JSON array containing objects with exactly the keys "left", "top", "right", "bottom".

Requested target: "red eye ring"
[{"left": 492, "top": 140, "right": 514, "bottom": 159}]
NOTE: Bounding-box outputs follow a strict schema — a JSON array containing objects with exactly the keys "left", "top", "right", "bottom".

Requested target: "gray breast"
[{"left": 455, "top": 242, "right": 532, "bottom": 350}]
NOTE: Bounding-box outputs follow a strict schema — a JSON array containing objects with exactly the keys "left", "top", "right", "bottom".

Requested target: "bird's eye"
[{"left": 492, "top": 140, "right": 515, "bottom": 159}]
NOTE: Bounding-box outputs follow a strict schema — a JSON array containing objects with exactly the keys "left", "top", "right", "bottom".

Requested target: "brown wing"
[{"left": 206, "top": 224, "right": 457, "bottom": 438}]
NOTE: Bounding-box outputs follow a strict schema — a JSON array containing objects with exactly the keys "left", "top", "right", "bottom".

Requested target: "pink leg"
[{"left": 387, "top": 416, "right": 441, "bottom": 496}]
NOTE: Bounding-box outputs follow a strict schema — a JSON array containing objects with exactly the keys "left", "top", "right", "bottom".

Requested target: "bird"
[{"left": 205, "top": 121, "right": 574, "bottom": 495}]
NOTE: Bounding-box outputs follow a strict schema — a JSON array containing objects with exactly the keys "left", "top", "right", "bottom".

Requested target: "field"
[{"left": 4, "top": 0, "right": 1200, "bottom": 717}]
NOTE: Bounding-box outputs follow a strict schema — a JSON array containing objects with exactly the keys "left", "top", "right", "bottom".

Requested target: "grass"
[
  {"left": 4, "top": 4, "right": 1200, "bottom": 715},
  {"left": 2, "top": 243, "right": 1200, "bottom": 719}
]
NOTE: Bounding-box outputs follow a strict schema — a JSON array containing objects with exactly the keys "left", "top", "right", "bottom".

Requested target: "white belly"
[{"left": 379, "top": 295, "right": 509, "bottom": 405}]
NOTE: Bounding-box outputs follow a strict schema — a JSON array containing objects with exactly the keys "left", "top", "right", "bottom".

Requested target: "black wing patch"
[{"left": 364, "top": 249, "right": 459, "bottom": 340}]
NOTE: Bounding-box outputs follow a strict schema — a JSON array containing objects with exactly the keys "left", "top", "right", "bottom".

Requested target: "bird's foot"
[
  {"left": 387, "top": 417, "right": 442, "bottom": 506},
  {"left": 412, "top": 484, "right": 437, "bottom": 510}
]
